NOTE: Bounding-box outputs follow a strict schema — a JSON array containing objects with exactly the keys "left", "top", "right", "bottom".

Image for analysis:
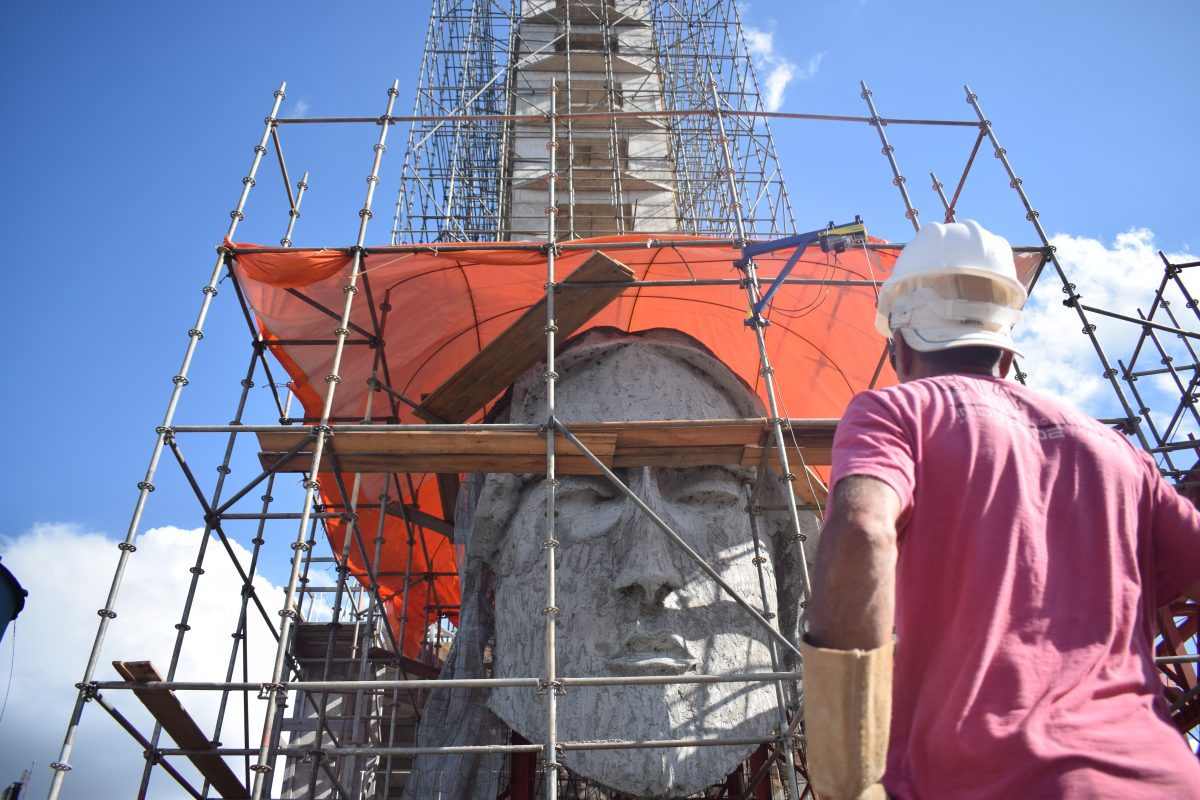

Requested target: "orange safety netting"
[{"left": 231, "top": 233, "right": 1042, "bottom": 656}]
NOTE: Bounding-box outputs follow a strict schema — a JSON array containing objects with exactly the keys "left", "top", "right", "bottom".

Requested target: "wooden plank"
[
  {"left": 112, "top": 661, "right": 249, "bottom": 799},
  {"left": 383, "top": 502, "right": 454, "bottom": 537},
  {"left": 260, "top": 452, "right": 608, "bottom": 475},
  {"left": 610, "top": 445, "right": 750, "bottom": 468},
  {"left": 258, "top": 429, "right": 619, "bottom": 457},
  {"left": 414, "top": 251, "right": 637, "bottom": 423},
  {"left": 256, "top": 420, "right": 837, "bottom": 458},
  {"left": 569, "top": 420, "right": 769, "bottom": 448},
  {"left": 435, "top": 472, "right": 460, "bottom": 524},
  {"left": 255, "top": 420, "right": 839, "bottom": 476}
]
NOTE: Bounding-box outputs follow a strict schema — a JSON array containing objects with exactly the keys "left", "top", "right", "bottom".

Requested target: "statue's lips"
[{"left": 607, "top": 632, "right": 696, "bottom": 676}]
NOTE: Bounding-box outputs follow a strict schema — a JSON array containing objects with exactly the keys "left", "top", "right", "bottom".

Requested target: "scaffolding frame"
[
  {"left": 49, "top": 10, "right": 1200, "bottom": 800},
  {"left": 391, "top": 0, "right": 796, "bottom": 244}
]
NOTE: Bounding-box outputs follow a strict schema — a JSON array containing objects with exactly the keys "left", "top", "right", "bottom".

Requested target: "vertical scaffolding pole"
[
  {"left": 249, "top": 80, "right": 399, "bottom": 800},
  {"left": 709, "top": 77, "right": 813, "bottom": 605},
  {"left": 540, "top": 77, "right": 562, "bottom": 800},
  {"left": 281, "top": 170, "right": 310, "bottom": 247},
  {"left": 860, "top": 81, "right": 920, "bottom": 233},
  {"left": 963, "top": 85, "right": 1149, "bottom": 452},
  {"left": 46, "top": 82, "right": 287, "bottom": 800},
  {"left": 709, "top": 76, "right": 805, "bottom": 800},
  {"left": 746, "top": 484, "right": 804, "bottom": 800}
]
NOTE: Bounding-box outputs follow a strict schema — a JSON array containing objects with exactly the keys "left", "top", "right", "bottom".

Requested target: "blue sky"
[{"left": 0, "top": 1, "right": 1196, "bottom": 796}]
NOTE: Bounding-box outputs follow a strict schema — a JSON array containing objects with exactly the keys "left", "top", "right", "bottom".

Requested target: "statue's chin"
[{"left": 489, "top": 682, "right": 776, "bottom": 798}]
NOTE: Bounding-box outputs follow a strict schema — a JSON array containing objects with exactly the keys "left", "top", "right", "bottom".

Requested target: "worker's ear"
[
  {"left": 998, "top": 350, "right": 1015, "bottom": 379},
  {"left": 890, "top": 336, "right": 915, "bottom": 382}
]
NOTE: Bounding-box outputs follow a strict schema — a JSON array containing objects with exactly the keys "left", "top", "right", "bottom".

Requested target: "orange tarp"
[{"left": 231, "top": 233, "right": 1042, "bottom": 656}]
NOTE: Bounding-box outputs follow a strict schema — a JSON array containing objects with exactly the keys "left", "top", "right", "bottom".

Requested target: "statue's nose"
[{"left": 614, "top": 468, "right": 686, "bottom": 606}]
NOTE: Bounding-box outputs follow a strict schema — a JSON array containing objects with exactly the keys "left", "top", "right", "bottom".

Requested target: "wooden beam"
[
  {"left": 257, "top": 430, "right": 616, "bottom": 474},
  {"left": 434, "top": 472, "right": 460, "bottom": 523},
  {"left": 384, "top": 502, "right": 455, "bottom": 537},
  {"left": 259, "top": 451, "right": 610, "bottom": 475},
  {"left": 257, "top": 429, "right": 620, "bottom": 457},
  {"left": 255, "top": 420, "right": 838, "bottom": 476},
  {"left": 414, "top": 251, "right": 636, "bottom": 424},
  {"left": 112, "top": 661, "right": 249, "bottom": 799}
]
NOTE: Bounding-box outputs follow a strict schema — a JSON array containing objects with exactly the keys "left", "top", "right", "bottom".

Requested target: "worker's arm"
[
  {"left": 808, "top": 475, "right": 901, "bottom": 649},
  {"left": 800, "top": 474, "right": 901, "bottom": 800}
]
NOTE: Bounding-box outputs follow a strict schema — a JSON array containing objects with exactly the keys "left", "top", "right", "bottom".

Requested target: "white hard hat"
[{"left": 875, "top": 220, "right": 1027, "bottom": 355}]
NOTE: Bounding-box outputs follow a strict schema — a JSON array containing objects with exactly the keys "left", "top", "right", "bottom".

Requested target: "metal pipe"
[
  {"left": 746, "top": 483, "right": 803, "bottom": 800},
  {"left": 930, "top": 171, "right": 953, "bottom": 223},
  {"left": 559, "top": 277, "right": 879, "bottom": 288},
  {"left": 271, "top": 109, "right": 981, "bottom": 127},
  {"left": 171, "top": 417, "right": 836, "bottom": 434},
  {"left": 1078, "top": 304, "right": 1200, "bottom": 341},
  {"left": 1157, "top": 654, "right": 1200, "bottom": 665},
  {"left": 963, "top": 85, "right": 1150, "bottom": 454},
  {"left": 946, "top": 128, "right": 986, "bottom": 223},
  {"left": 46, "top": 81, "right": 288, "bottom": 800},
  {"left": 541, "top": 76, "right": 562, "bottom": 800},
  {"left": 281, "top": 170, "right": 309, "bottom": 247},
  {"left": 137, "top": 308, "right": 275, "bottom": 797},
  {"left": 860, "top": 81, "right": 920, "bottom": 232},
  {"left": 227, "top": 240, "right": 1039, "bottom": 256},
  {"left": 155, "top": 734, "right": 786, "bottom": 757},
  {"left": 709, "top": 76, "right": 815, "bottom": 616},
  {"left": 93, "top": 668, "right": 802, "bottom": 692},
  {"left": 92, "top": 693, "right": 205, "bottom": 800}
]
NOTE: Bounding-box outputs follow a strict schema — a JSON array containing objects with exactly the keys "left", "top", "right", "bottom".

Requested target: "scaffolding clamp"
[{"left": 736, "top": 217, "right": 867, "bottom": 327}]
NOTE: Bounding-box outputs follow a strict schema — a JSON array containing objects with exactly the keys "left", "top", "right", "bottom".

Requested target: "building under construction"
[{"left": 48, "top": 1, "right": 1200, "bottom": 798}]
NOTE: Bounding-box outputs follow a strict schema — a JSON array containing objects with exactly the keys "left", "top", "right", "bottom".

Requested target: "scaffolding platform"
[{"left": 257, "top": 418, "right": 833, "bottom": 496}]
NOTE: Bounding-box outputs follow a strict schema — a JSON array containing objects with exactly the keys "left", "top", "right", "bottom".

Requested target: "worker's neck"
[{"left": 892, "top": 339, "right": 1012, "bottom": 383}]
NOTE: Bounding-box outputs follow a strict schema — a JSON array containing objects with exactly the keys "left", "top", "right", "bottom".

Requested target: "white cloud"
[
  {"left": 744, "top": 25, "right": 825, "bottom": 112},
  {"left": 0, "top": 523, "right": 287, "bottom": 799},
  {"left": 1016, "top": 229, "right": 1200, "bottom": 450},
  {"left": 292, "top": 99, "right": 310, "bottom": 117}
]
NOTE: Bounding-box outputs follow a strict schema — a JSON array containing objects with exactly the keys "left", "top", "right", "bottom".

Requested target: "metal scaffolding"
[
  {"left": 46, "top": 2, "right": 1200, "bottom": 799},
  {"left": 391, "top": 0, "right": 794, "bottom": 244}
]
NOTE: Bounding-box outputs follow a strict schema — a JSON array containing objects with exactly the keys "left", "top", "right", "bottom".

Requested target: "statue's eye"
[
  {"left": 669, "top": 467, "right": 745, "bottom": 504},
  {"left": 556, "top": 476, "right": 617, "bottom": 505},
  {"left": 677, "top": 482, "right": 741, "bottom": 504}
]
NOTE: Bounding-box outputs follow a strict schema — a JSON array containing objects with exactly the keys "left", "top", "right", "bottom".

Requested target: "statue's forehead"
[{"left": 512, "top": 343, "right": 749, "bottom": 423}]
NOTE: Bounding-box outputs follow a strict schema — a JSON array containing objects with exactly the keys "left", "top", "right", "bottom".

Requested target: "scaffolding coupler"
[{"left": 736, "top": 216, "right": 867, "bottom": 327}]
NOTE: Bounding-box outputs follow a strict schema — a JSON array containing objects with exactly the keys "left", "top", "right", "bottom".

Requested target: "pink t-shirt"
[{"left": 832, "top": 373, "right": 1200, "bottom": 799}]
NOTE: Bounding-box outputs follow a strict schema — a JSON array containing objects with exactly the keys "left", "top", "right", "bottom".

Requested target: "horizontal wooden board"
[
  {"left": 567, "top": 420, "right": 770, "bottom": 448},
  {"left": 610, "top": 445, "right": 750, "bottom": 468},
  {"left": 260, "top": 451, "right": 609, "bottom": 475},
  {"left": 256, "top": 419, "right": 838, "bottom": 477},
  {"left": 257, "top": 430, "right": 619, "bottom": 457}
]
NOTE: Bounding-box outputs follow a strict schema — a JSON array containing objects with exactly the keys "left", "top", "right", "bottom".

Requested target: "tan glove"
[{"left": 799, "top": 638, "right": 894, "bottom": 800}]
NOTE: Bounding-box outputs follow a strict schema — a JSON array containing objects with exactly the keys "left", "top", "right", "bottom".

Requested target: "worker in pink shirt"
[{"left": 800, "top": 220, "right": 1200, "bottom": 799}]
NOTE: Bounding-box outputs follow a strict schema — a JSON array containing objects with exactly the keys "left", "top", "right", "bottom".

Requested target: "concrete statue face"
[{"left": 468, "top": 330, "right": 808, "bottom": 797}]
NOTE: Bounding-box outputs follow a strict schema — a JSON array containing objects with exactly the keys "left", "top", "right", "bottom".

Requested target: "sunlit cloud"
[
  {"left": 1016, "top": 229, "right": 1199, "bottom": 449},
  {"left": 744, "top": 25, "right": 825, "bottom": 111},
  {"left": 0, "top": 523, "right": 286, "bottom": 799}
]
